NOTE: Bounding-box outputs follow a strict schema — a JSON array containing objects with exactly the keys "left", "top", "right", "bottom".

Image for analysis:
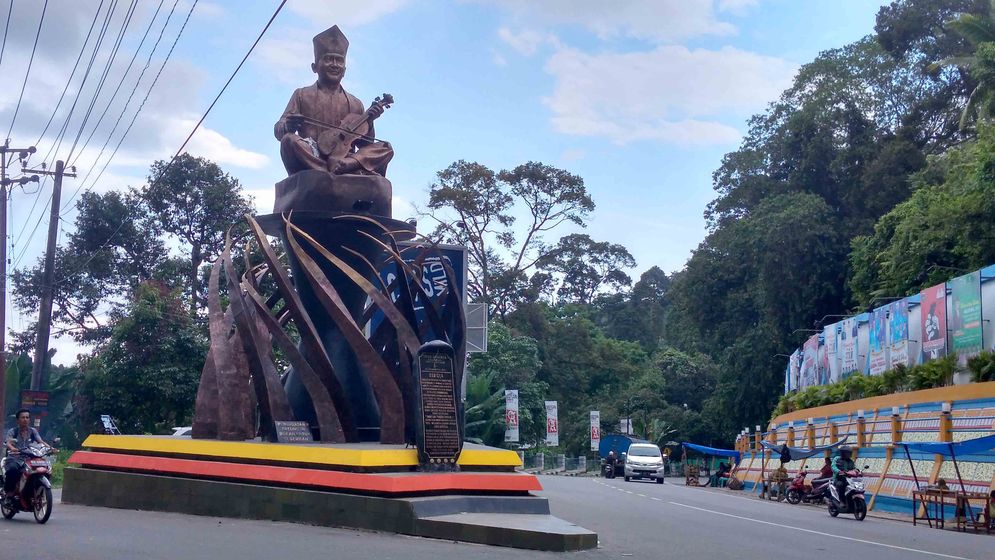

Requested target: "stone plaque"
[
  {"left": 414, "top": 340, "right": 463, "bottom": 467},
  {"left": 274, "top": 421, "right": 314, "bottom": 443}
]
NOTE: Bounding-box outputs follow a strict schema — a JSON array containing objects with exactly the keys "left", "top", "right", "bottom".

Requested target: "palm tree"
[{"left": 934, "top": 0, "right": 995, "bottom": 129}]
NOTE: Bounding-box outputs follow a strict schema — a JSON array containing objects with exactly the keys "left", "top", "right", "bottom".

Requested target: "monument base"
[{"left": 63, "top": 436, "right": 597, "bottom": 551}]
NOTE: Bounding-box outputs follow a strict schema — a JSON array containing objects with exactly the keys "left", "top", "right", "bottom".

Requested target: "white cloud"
[
  {"left": 194, "top": 2, "right": 226, "bottom": 19},
  {"left": 497, "top": 27, "right": 554, "bottom": 56},
  {"left": 718, "top": 0, "right": 759, "bottom": 14},
  {"left": 480, "top": 0, "right": 740, "bottom": 43},
  {"left": 543, "top": 45, "right": 796, "bottom": 145},
  {"left": 286, "top": 0, "right": 410, "bottom": 26},
  {"left": 245, "top": 186, "right": 276, "bottom": 215},
  {"left": 254, "top": 34, "right": 317, "bottom": 84}
]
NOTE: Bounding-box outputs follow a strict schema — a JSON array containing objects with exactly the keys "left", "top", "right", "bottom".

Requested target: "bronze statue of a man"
[{"left": 275, "top": 25, "right": 393, "bottom": 176}]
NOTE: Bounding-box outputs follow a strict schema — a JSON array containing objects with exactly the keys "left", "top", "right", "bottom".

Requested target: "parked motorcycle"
[
  {"left": 1, "top": 444, "right": 57, "bottom": 524},
  {"left": 825, "top": 468, "right": 867, "bottom": 521},
  {"left": 785, "top": 470, "right": 832, "bottom": 505}
]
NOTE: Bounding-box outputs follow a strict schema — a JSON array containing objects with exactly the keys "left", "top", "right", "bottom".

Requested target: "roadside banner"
[
  {"left": 869, "top": 306, "right": 888, "bottom": 375},
  {"left": 840, "top": 317, "right": 859, "bottom": 377},
  {"left": 823, "top": 323, "right": 840, "bottom": 383},
  {"left": 545, "top": 401, "right": 559, "bottom": 447},
  {"left": 888, "top": 299, "right": 909, "bottom": 368},
  {"left": 920, "top": 282, "right": 947, "bottom": 362},
  {"left": 590, "top": 411, "right": 600, "bottom": 451},
  {"left": 801, "top": 335, "right": 819, "bottom": 388},
  {"left": 789, "top": 349, "right": 802, "bottom": 391},
  {"left": 950, "top": 271, "right": 983, "bottom": 361},
  {"left": 504, "top": 390, "right": 519, "bottom": 443}
]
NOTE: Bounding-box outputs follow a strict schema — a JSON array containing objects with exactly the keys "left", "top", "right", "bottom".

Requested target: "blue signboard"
[{"left": 370, "top": 241, "right": 467, "bottom": 337}]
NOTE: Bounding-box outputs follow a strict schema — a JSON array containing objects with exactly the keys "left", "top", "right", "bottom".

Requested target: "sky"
[{"left": 0, "top": 0, "right": 891, "bottom": 364}]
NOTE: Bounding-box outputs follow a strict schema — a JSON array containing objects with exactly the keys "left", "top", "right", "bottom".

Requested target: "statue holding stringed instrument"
[{"left": 275, "top": 25, "right": 394, "bottom": 177}]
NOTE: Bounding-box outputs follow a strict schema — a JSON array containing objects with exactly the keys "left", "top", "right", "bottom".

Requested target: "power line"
[
  {"left": 57, "top": 0, "right": 289, "bottom": 286},
  {"left": 14, "top": 0, "right": 122, "bottom": 257},
  {"left": 5, "top": 0, "right": 49, "bottom": 139},
  {"left": 69, "top": 0, "right": 166, "bottom": 169},
  {"left": 62, "top": 0, "right": 198, "bottom": 212},
  {"left": 64, "top": 0, "right": 142, "bottom": 164},
  {"left": 66, "top": 0, "right": 181, "bottom": 198},
  {"left": 0, "top": 0, "right": 13, "bottom": 71},
  {"left": 33, "top": 1, "right": 108, "bottom": 149}
]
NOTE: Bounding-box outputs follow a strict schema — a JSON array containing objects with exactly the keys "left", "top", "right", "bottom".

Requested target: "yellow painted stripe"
[{"left": 81, "top": 435, "right": 522, "bottom": 468}]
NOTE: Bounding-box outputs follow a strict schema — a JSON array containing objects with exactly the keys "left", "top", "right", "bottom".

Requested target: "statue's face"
[{"left": 312, "top": 51, "right": 346, "bottom": 86}]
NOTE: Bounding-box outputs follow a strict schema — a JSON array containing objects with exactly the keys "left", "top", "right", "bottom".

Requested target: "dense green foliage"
[{"left": 770, "top": 356, "right": 958, "bottom": 418}]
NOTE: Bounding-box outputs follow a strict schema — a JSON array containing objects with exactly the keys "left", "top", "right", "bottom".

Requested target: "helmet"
[{"left": 839, "top": 446, "right": 852, "bottom": 459}]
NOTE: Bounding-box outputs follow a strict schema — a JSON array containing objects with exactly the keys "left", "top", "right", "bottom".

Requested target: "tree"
[
  {"left": 595, "top": 266, "right": 671, "bottom": 352},
  {"left": 932, "top": 0, "right": 995, "bottom": 128},
  {"left": 11, "top": 190, "right": 176, "bottom": 346},
  {"left": 426, "top": 160, "right": 594, "bottom": 318},
  {"left": 76, "top": 282, "right": 207, "bottom": 434},
  {"left": 541, "top": 233, "right": 636, "bottom": 304},
  {"left": 145, "top": 153, "right": 254, "bottom": 313},
  {"left": 849, "top": 124, "right": 995, "bottom": 305}
]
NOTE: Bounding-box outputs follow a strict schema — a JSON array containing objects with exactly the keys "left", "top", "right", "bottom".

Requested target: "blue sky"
[{"left": 0, "top": 0, "right": 890, "bottom": 362}]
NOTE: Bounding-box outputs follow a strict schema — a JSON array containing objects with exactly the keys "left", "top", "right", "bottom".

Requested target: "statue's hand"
[
  {"left": 367, "top": 104, "right": 384, "bottom": 120},
  {"left": 285, "top": 113, "right": 305, "bottom": 133}
]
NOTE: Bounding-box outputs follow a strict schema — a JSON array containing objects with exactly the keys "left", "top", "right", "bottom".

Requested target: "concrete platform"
[{"left": 62, "top": 468, "right": 597, "bottom": 551}]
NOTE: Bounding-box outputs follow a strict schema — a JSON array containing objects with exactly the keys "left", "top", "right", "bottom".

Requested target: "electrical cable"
[
  {"left": 64, "top": 0, "right": 142, "bottom": 164},
  {"left": 56, "top": 0, "right": 289, "bottom": 286},
  {"left": 68, "top": 0, "right": 166, "bottom": 169},
  {"left": 61, "top": 0, "right": 192, "bottom": 212},
  {"left": 0, "top": 0, "right": 13, "bottom": 74},
  {"left": 13, "top": 0, "right": 121, "bottom": 257},
  {"left": 32, "top": 1, "right": 107, "bottom": 150},
  {"left": 5, "top": 0, "right": 48, "bottom": 139},
  {"left": 69, "top": 0, "right": 180, "bottom": 194}
]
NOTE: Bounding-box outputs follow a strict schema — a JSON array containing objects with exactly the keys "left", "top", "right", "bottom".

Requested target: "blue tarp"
[
  {"left": 896, "top": 433, "right": 995, "bottom": 457},
  {"left": 682, "top": 442, "right": 741, "bottom": 464},
  {"left": 760, "top": 437, "right": 848, "bottom": 462}
]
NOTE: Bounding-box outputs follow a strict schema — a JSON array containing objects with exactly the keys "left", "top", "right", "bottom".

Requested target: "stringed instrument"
[{"left": 315, "top": 93, "right": 394, "bottom": 159}]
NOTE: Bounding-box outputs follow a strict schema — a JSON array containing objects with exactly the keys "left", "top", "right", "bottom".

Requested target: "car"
[{"left": 623, "top": 443, "right": 666, "bottom": 483}]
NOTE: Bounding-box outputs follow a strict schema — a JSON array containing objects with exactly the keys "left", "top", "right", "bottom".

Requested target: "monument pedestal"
[{"left": 63, "top": 435, "right": 597, "bottom": 551}]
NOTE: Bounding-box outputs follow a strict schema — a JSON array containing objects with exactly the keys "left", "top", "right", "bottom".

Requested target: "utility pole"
[
  {"left": 0, "top": 139, "right": 38, "bottom": 428},
  {"left": 23, "top": 160, "right": 76, "bottom": 391}
]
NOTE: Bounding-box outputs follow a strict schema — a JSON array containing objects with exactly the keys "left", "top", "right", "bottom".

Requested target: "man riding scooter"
[
  {"left": 3, "top": 409, "right": 55, "bottom": 506},
  {"left": 831, "top": 446, "right": 856, "bottom": 498}
]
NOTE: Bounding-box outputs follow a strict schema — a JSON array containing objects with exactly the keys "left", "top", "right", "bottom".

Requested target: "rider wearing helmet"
[{"left": 831, "top": 446, "right": 856, "bottom": 498}]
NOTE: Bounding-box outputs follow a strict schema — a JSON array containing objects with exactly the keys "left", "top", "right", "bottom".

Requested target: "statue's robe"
[{"left": 275, "top": 82, "right": 393, "bottom": 176}]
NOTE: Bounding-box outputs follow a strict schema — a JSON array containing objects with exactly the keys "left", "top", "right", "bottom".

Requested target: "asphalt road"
[{"left": 0, "top": 480, "right": 990, "bottom": 559}]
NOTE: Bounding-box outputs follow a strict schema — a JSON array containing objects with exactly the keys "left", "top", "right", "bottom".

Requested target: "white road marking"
[
  {"left": 636, "top": 494, "right": 646, "bottom": 498},
  {"left": 667, "top": 501, "right": 973, "bottom": 560}
]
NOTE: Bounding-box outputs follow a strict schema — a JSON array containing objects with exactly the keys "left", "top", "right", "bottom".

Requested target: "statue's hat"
[{"left": 313, "top": 25, "right": 349, "bottom": 57}]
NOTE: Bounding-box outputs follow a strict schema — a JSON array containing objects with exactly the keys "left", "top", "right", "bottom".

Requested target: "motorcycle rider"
[
  {"left": 606, "top": 450, "right": 617, "bottom": 478},
  {"left": 3, "top": 409, "right": 54, "bottom": 503},
  {"left": 831, "top": 445, "right": 856, "bottom": 501}
]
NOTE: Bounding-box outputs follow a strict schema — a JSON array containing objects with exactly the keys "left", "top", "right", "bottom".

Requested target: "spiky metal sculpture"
[{"left": 191, "top": 213, "right": 465, "bottom": 444}]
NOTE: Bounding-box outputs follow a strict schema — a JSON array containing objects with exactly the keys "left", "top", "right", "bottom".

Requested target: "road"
[{"left": 0, "top": 479, "right": 989, "bottom": 559}]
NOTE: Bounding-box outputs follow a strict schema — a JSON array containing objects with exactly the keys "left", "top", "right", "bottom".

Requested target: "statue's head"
[{"left": 311, "top": 25, "right": 349, "bottom": 87}]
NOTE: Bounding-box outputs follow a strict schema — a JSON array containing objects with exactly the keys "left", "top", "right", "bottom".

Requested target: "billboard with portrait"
[
  {"left": 888, "top": 299, "right": 909, "bottom": 368},
  {"left": 950, "top": 271, "right": 983, "bottom": 360},
  {"left": 869, "top": 307, "right": 888, "bottom": 375},
  {"left": 920, "top": 282, "right": 947, "bottom": 362},
  {"left": 840, "top": 317, "right": 859, "bottom": 377}
]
